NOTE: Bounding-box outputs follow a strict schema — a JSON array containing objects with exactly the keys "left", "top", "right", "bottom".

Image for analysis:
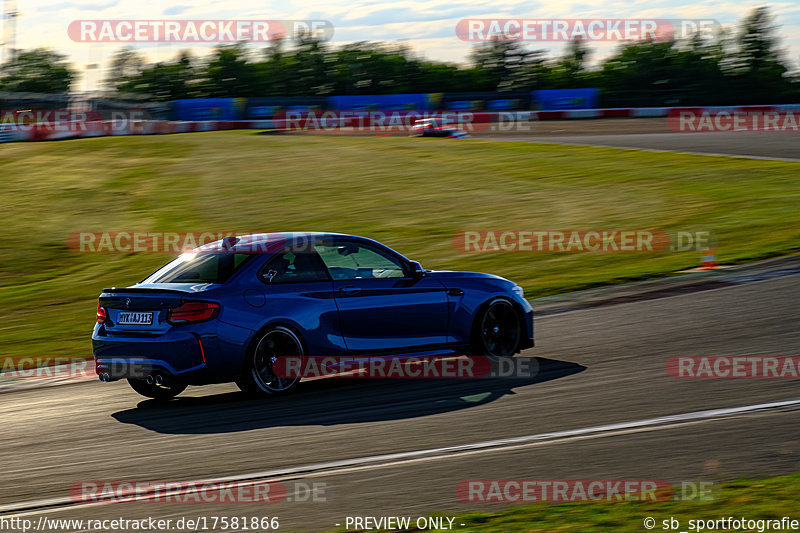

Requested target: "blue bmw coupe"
[{"left": 93, "top": 233, "right": 534, "bottom": 399}]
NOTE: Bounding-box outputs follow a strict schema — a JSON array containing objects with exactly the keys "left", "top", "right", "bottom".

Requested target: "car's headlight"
[{"left": 512, "top": 285, "right": 525, "bottom": 299}]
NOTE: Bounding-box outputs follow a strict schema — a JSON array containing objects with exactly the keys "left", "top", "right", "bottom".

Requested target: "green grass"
[
  {"left": 1, "top": 131, "right": 799, "bottom": 362},
  {"left": 383, "top": 474, "right": 800, "bottom": 532}
]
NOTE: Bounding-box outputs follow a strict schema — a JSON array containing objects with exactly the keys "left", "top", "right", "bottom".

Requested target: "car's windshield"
[{"left": 141, "top": 252, "right": 252, "bottom": 284}]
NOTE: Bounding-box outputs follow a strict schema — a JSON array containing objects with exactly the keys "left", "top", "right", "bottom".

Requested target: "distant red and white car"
[{"left": 409, "top": 118, "right": 470, "bottom": 138}]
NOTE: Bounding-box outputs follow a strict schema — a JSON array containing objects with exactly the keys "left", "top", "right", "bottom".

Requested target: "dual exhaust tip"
[
  {"left": 98, "top": 372, "right": 164, "bottom": 385},
  {"left": 146, "top": 374, "right": 164, "bottom": 386}
]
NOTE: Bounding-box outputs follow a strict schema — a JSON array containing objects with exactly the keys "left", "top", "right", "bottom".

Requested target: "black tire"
[
  {"left": 127, "top": 378, "right": 187, "bottom": 400},
  {"left": 236, "top": 326, "right": 304, "bottom": 397},
  {"left": 473, "top": 299, "right": 521, "bottom": 361}
]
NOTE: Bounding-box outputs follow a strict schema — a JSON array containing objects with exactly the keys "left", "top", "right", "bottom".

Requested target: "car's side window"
[
  {"left": 259, "top": 248, "right": 330, "bottom": 284},
  {"left": 314, "top": 242, "right": 407, "bottom": 280}
]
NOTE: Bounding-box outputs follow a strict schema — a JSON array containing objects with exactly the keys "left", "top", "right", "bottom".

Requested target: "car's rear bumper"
[
  {"left": 95, "top": 357, "right": 203, "bottom": 381},
  {"left": 93, "top": 332, "right": 208, "bottom": 382},
  {"left": 92, "top": 321, "right": 254, "bottom": 383}
]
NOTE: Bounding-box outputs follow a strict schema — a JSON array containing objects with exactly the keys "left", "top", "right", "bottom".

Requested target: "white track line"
[{"left": 1, "top": 397, "right": 799, "bottom": 517}]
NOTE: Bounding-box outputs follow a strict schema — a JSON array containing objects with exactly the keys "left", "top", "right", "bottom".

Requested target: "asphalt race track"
[
  {"left": 312, "top": 118, "right": 800, "bottom": 160},
  {"left": 492, "top": 130, "right": 800, "bottom": 160},
  {"left": 1, "top": 271, "right": 799, "bottom": 531}
]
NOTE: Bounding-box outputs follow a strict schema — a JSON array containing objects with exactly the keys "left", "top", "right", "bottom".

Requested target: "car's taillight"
[
  {"left": 167, "top": 301, "right": 220, "bottom": 324},
  {"left": 96, "top": 301, "right": 107, "bottom": 324}
]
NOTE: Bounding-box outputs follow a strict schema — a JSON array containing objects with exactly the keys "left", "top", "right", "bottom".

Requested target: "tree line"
[{"left": 1, "top": 7, "right": 797, "bottom": 106}]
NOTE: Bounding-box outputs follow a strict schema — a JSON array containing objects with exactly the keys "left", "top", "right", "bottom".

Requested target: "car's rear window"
[{"left": 142, "top": 252, "right": 252, "bottom": 284}]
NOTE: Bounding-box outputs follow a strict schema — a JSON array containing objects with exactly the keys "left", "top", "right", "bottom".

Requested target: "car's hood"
[{"left": 426, "top": 270, "right": 505, "bottom": 281}]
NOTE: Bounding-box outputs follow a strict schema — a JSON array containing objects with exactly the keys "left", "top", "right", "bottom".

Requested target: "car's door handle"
[
  {"left": 448, "top": 288, "right": 464, "bottom": 296},
  {"left": 339, "top": 286, "right": 362, "bottom": 294}
]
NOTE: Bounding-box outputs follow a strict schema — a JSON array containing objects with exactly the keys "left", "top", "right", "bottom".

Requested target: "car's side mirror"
[{"left": 408, "top": 261, "right": 426, "bottom": 278}]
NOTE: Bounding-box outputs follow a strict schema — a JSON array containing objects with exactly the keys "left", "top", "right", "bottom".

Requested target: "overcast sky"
[{"left": 5, "top": 0, "right": 800, "bottom": 92}]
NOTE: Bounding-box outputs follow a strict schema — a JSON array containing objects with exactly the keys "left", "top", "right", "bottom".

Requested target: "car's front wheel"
[
  {"left": 127, "top": 378, "right": 187, "bottom": 400},
  {"left": 474, "top": 299, "right": 521, "bottom": 360},
  {"left": 237, "top": 326, "right": 304, "bottom": 396}
]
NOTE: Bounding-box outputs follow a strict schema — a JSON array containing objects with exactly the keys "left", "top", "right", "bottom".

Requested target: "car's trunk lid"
[{"left": 99, "top": 284, "right": 220, "bottom": 335}]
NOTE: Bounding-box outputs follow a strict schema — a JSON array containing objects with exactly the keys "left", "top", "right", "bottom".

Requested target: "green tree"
[
  {"left": 254, "top": 40, "right": 292, "bottom": 96},
  {"left": 0, "top": 48, "right": 75, "bottom": 93},
  {"left": 729, "top": 7, "right": 793, "bottom": 101},
  {"left": 736, "top": 7, "right": 785, "bottom": 74},
  {"left": 73, "top": 6, "right": 799, "bottom": 105},
  {"left": 291, "top": 34, "right": 332, "bottom": 95},
  {"left": 204, "top": 44, "right": 256, "bottom": 97},
  {"left": 106, "top": 47, "right": 144, "bottom": 92},
  {"left": 115, "top": 52, "right": 197, "bottom": 101},
  {"left": 470, "top": 38, "right": 547, "bottom": 91}
]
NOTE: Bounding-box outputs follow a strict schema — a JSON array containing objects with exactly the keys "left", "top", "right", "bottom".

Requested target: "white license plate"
[{"left": 117, "top": 311, "right": 154, "bottom": 325}]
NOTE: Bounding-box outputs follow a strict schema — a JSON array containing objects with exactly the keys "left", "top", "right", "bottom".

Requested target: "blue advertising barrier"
[
  {"left": 169, "top": 90, "right": 600, "bottom": 121},
  {"left": 328, "top": 94, "right": 432, "bottom": 111},
  {"left": 171, "top": 98, "right": 246, "bottom": 121},
  {"left": 441, "top": 91, "right": 530, "bottom": 111},
  {"left": 245, "top": 97, "right": 328, "bottom": 118},
  {"left": 532, "top": 89, "right": 599, "bottom": 110}
]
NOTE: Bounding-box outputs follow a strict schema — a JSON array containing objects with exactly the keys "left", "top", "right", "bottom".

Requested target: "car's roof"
[{"left": 194, "top": 232, "right": 370, "bottom": 254}]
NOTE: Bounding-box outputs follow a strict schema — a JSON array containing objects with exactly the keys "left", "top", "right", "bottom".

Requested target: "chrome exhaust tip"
[
  {"left": 153, "top": 374, "right": 163, "bottom": 386},
  {"left": 99, "top": 372, "right": 110, "bottom": 382},
  {"left": 145, "top": 375, "right": 155, "bottom": 385}
]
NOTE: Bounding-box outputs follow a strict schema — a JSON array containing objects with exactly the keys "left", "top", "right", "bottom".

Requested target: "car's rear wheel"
[
  {"left": 237, "top": 326, "right": 304, "bottom": 396},
  {"left": 127, "top": 378, "right": 187, "bottom": 400},
  {"left": 474, "top": 299, "right": 521, "bottom": 360}
]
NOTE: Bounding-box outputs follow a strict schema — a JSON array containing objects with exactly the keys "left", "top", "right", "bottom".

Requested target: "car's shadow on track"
[{"left": 111, "top": 357, "right": 585, "bottom": 434}]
